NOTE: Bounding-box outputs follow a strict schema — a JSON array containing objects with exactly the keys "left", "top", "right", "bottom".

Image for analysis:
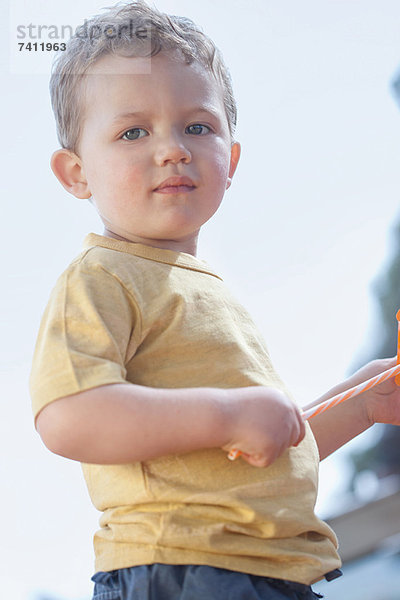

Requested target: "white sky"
[{"left": 3, "top": 0, "right": 400, "bottom": 598}]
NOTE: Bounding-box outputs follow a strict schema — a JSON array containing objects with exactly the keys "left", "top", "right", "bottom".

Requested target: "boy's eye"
[
  {"left": 186, "top": 124, "right": 211, "bottom": 135},
  {"left": 122, "top": 128, "right": 148, "bottom": 141}
]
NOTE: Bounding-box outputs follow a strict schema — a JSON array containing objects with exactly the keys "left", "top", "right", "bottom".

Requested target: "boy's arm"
[
  {"left": 36, "top": 384, "right": 230, "bottom": 463},
  {"left": 308, "top": 357, "right": 400, "bottom": 460},
  {"left": 35, "top": 383, "right": 305, "bottom": 466}
]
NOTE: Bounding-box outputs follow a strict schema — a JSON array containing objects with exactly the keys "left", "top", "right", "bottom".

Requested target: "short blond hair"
[{"left": 49, "top": 0, "right": 237, "bottom": 152}]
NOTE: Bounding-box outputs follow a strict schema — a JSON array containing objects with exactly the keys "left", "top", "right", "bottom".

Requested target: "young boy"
[{"left": 30, "top": 2, "right": 400, "bottom": 599}]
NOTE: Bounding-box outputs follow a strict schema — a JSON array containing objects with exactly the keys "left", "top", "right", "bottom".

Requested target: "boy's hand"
[
  {"left": 307, "top": 356, "right": 400, "bottom": 461},
  {"left": 222, "top": 387, "right": 305, "bottom": 468},
  {"left": 358, "top": 357, "right": 400, "bottom": 427}
]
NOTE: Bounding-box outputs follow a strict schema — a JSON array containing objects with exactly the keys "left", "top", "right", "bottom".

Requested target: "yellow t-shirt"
[{"left": 30, "top": 233, "right": 341, "bottom": 585}]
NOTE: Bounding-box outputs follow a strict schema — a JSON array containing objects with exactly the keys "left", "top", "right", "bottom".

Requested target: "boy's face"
[{"left": 65, "top": 51, "right": 240, "bottom": 254}]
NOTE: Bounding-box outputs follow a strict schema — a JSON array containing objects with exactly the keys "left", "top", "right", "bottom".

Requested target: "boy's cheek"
[{"left": 88, "top": 160, "right": 145, "bottom": 194}]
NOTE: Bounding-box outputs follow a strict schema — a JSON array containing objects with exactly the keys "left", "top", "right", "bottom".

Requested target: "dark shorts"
[{"left": 91, "top": 564, "right": 324, "bottom": 600}]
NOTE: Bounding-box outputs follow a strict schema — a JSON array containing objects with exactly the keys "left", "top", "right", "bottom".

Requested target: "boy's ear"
[
  {"left": 226, "top": 141, "right": 241, "bottom": 190},
  {"left": 50, "top": 149, "right": 91, "bottom": 199}
]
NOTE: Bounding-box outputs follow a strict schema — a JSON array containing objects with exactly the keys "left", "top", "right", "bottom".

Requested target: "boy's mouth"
[{"left": 154, "top": 176, "right": 196, "bottom": 194}]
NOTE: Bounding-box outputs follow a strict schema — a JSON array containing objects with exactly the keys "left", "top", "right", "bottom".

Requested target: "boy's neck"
[{"left": 102, "top": 228, "right": 199, "bottom": 257}]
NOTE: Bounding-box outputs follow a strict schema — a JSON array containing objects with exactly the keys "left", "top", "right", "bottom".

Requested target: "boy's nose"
[{"left": 154, "top": 135, "right": 192, "bottom": 166}]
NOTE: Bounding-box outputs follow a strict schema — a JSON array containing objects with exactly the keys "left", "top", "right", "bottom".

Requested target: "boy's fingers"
[
  {"left": 244, "top": 446, "right": 282, "bottom": 468},
  {"left": 291, "top": 425, "right": 304, "bottom": 447},
  {"left": 291, "top": 412, "right": 306, "bottom": 447},
  {"left": 293, "top": 408, "right": 306, "bottom": 442}
]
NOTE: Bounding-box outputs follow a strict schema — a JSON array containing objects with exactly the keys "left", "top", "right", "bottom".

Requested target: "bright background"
[{"left": 2, "top": 1, "right": 400, "bottom": 598}]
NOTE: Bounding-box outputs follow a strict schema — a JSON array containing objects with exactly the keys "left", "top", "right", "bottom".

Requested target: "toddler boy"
[{"left": 30, "top": 2, "right": 400, "bottom": 599}]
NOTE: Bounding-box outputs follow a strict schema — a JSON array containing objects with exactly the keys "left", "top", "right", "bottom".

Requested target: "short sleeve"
[{"left": 30, "top": 260, "right": 142, "bottom": 420}]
